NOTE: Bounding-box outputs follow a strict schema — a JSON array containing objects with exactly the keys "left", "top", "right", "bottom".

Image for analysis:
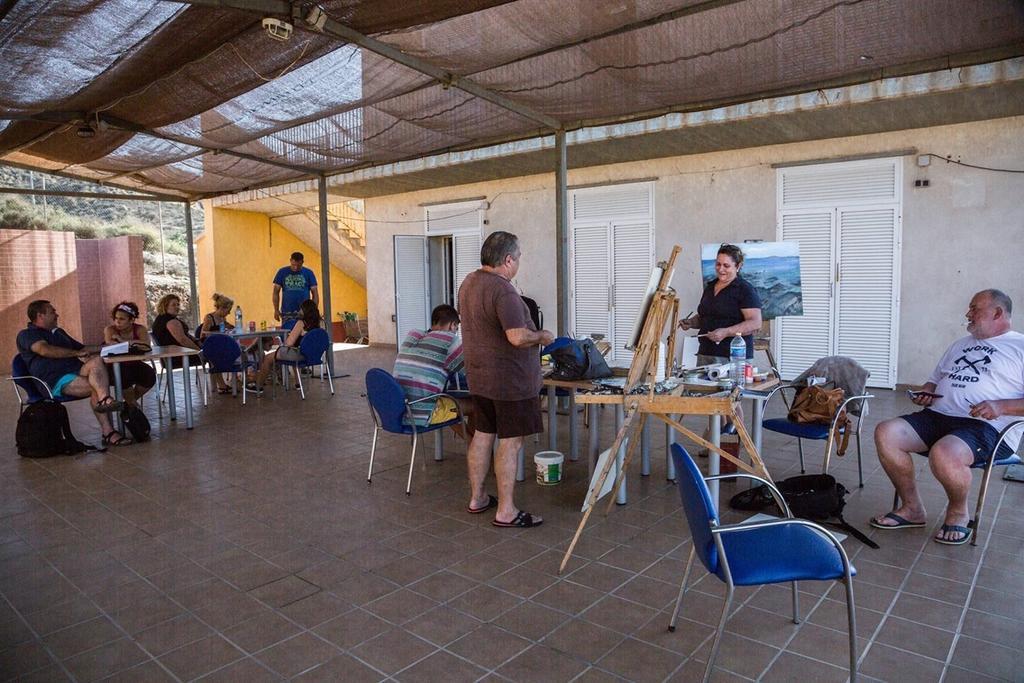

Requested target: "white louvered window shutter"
[
  {"left": 611, "top": 222, "right": 654, "bottom": 366},
  {"left": 777, "top": 157, "right": 901, "bottom": 386},
  {"left": 425, "top": 202, "right": 482, "bottom": 235},
  {"left": 393, "top": 235, "right": 429, "bottom": 345},
  {"left": 836, "top": 207, "right": 900, "bottom": 387},
  {"left": 452, "top": 232, "right": 480, "bottom": 301},
  {"left": 776, "top": 211, "right": 835, "bottom": 378},
  {"left": 569, "top": 182, "right": 654, "bottom": 368},
  {"left": 571, "top": 224, "right": 610, "bottom": 343}
]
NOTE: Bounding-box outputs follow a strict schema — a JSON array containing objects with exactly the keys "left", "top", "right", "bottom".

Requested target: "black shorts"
[
  {"left": 116, "top": 361, "right": 157, "bottom": 390},
  {"left": 470, "top": 395, "right": 543, "bottom": 439},
  {"left": 901, "top": 409, "right": 1013, "bottom": 466}
]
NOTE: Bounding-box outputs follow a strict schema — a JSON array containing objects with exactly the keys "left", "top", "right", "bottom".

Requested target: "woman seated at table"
[
  {"left": 102, "top": 301, "right": 156, "bottom": 406},
  {"left": 248, "top": 299, "right": 320, "bottom": 393},
  {"left": 153, "top": 293, "right": 231, "bottom": 394},
  {"left": 199, "top": 292, "right": 235, "bottom": 339}
]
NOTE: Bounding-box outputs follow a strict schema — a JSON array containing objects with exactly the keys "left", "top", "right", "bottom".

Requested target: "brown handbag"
[{"left": 787, "top": 385, "right": 852, "bottom": 455}]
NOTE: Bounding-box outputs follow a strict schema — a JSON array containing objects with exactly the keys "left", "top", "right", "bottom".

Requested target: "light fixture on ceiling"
[
  {"left": 76, "top": 123, "right": 96, "bottom": 138},
  {"left": 262, "top": 17, "right": 293, "bottom": 41},
  {"left": 859, "top": 54, "right": 874, "bottom": 62}
]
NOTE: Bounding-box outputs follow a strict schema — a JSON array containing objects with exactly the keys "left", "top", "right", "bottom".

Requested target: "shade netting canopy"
[{"left": 1, "top": 0, "right": 1022, "bottom": 199}]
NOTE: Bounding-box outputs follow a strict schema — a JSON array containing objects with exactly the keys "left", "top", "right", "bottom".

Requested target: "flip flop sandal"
[
  {"left": 492, "top": 510, "right": 543, "bottom": 528},
  {"left": 934, "top": 524, "right": 972, "bottom": 545},
  {"left": 216, "top": 387, "right": 233, "bottom": 395},
  {"left": 102, "top": 430, "right": 133, "bottom": 447},
  {"left": 467, "top": 494, "right": 498, "bottom": 514},
  {"left": 869, "top": 512, "right": 926, "bottom": 530},
  {"left": 94, "top": 396, "right": 124, "bottom": 414}
]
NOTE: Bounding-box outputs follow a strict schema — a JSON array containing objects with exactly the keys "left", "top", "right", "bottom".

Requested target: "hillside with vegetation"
[{"left": 0, "top": 166, "right": 202, "bottom": 323}]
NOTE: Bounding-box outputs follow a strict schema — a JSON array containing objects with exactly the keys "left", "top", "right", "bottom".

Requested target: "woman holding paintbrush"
[{"left": 678, "top": 243, "right": 762, "bottom": 433}]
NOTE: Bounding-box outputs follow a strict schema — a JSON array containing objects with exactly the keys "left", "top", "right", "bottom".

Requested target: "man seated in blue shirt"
[
  {"left": 272, "top": 251, "right": 319, "bottom": 324},
  {"left": 16, "top": 300, "right": 128, "bottom": 447}
]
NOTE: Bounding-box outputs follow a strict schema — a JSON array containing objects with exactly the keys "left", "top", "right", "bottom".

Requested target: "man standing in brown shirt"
[{"left": 459, "top": 231, "right": 555, "bottom": 528}]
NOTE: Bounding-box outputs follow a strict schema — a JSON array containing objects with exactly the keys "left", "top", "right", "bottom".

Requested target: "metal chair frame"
[
  {"left": 365, "top": 372, "right": 465, "bottom": 495},
  {"left": 669, "top": 467, "right": 857, "bottom": 682},
  {"left": 762, "top": 382, "right": 874, "bottom": 487}
]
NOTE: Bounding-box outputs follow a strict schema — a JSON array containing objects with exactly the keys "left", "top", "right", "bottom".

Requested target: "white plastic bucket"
[{"left": 535, "top": 451, "right": 564, "bottom": 485}]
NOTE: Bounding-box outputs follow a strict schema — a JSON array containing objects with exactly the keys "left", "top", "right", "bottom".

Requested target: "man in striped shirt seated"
[{"left": 393, "top": 304, "right": 467, "bottom": 433}]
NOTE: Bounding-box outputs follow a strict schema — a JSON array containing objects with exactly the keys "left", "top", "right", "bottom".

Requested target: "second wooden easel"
[{"left": 558, "top": 245, "right": 773, "bottom": 574}]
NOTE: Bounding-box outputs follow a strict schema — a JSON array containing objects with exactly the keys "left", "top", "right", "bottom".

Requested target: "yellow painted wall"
[{"left": 198, "top": 205, "right": 366, "bottom": 327}]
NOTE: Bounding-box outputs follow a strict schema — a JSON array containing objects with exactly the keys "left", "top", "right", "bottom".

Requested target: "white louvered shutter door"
[
  {"left": 836, "top": 207, "right": 900, "bottom": 387},
  {"left": 393, "top": 235, "right": 429, "bottom": 345},
  {"left": 611, "top": 222, "right": 654, "bottom": 366},
  {"left": 776, "top": 211, "right": 835, "bottom": 379},
  {"left": 571, "top": 224, "right": 610, "bottom": 343},
  {"left": 452, "top": 232, "right": 481, "bottom": 301}
]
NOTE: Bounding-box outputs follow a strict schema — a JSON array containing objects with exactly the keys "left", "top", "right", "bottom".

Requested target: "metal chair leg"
[
  {"left": 326, "top": 360, "right": 335, "bottom": 395},
  {"left": 296, "top": 368, "right": 305, "bottom": 400},
  {"left": 367, "top": 426, "right": 379, "bottom": 483},
  {"left": 702, "top": 586, "right": 734, "bottom": 683},
  {"left": 971, "top": 459, "right": 998, "bottom": 547},
  {"left": 668, "top": 545, "right": 696, "bottom": 631},
  {"left": 406, "top": 430, "right": 418, "bottom": 495},
  {"left": 791, "top": 581, "right": 800, "bottom": 624},
  {"left": 797, "top": 439, "right": 805, "bottom": 473},
  {"left": 844, "top": 578, "right": 858, "bottom": 681},
  {"left": 856, "top": 433, "right": 864, "bottom": 487}
]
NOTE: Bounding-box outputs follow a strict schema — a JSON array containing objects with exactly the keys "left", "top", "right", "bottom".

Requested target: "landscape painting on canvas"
[{"left": 701, "top": 241, "right": 803, "bottom": 320}]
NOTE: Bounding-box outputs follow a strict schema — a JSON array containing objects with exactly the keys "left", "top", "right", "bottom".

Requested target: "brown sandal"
[{"left": 102, "top": 430, "right": 133, "bottom": 447}]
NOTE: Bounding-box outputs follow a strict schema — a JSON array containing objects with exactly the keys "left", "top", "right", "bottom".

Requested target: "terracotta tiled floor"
[{"left": 2, "top": 346, "right": 1022, "bottom": 681}]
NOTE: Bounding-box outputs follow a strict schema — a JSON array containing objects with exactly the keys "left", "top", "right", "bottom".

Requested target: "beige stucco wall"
[{"left": 365, "top": 115, "right": 1024, "bottom": 383}]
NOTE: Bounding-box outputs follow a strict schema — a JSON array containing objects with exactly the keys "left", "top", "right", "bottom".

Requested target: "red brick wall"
[
  {"left": 0, "top": 230, "right": 82, "bottom": 370},
  {"left": 75, "top": 236, "right": 146, "bottom": 345}
]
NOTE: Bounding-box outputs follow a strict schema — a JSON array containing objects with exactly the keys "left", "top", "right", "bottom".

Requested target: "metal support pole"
[
  {"left": 317, "top": 175, "right": 339, "bottom": 376},
  {"left": 555, "top": 130, "right": 569, "bottom": 336},
  {"left": 183, "top": 201, "right": 199, "bottom": 329},
  {"left": 157, "top": 202, "right": 166, "bottom": 273}
]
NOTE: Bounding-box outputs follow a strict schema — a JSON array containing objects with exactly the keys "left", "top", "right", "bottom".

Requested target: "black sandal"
[
  {"left": 102, "top": 430, "right": 133, "bottom": 447},
  {"left": 492, "top": 510, "right": 543, "bottom": 528},
  {"left": 94, "top": 396, "right": 124, "bottom": 413}
]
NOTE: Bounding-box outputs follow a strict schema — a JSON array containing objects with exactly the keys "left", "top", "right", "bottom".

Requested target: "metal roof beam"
[
  {"left": 0, "top": 185, "right": 181, "bottom": 202},
  {"left": 180, "top": 0, "right": 563, "bottom": 131}
]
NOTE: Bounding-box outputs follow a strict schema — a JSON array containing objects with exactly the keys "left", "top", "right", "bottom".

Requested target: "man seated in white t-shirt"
[{"left": 870, "top": 289, "right": 1024, "bottom": 545}]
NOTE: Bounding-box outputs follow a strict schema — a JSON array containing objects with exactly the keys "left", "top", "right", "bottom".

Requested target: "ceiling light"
[
  {"left": 262, "top": 17, "right": 293, "bottom": 41},
  {"left": 76, "top": 124, "right": 96, "bottom": 139}
]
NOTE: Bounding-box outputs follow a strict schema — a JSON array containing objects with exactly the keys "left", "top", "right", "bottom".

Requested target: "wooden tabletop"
[{"left": 102, "top": 345, "right": 201, "bottom": 363}]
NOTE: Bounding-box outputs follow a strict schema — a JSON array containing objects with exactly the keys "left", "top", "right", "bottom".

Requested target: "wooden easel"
[{"left": 558, "top": 245, "right": 773, "bottom": 574}]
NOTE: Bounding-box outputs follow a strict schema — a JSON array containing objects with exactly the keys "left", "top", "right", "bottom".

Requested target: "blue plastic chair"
[
  {"left": 761, "top": 381, "right": 874, "bottom": 488},
  {"left": 9, "top": 355, "right": 86, "bottom": 413},
  {"left": 274, "top": 328, "right": 334, "bottom": 400},
  {"left": 365, "top": 368, "right": 464, "bottom": 495},
  {"left": 201, "top": 334, "right": 258, "bottom": 405},
  {"left": 668, "top": 444, "right": 858, "bottom": 682},
  {"left": 893, "top": 419, "right": 1023, "bottom": 547}
]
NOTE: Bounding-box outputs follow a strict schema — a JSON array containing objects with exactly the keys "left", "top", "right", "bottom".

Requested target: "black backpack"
[
  {"left": 730, "top": 474, "right": 879, "bottom": 549},
  {"left": 547, "top": 337, "right": 613, "bottom": 381},
  {"left": 15, "top": 400, "right": 91, "bottom": 458},
  {"left": 120, "top": 405, "right": 150, "bottom": 442}
]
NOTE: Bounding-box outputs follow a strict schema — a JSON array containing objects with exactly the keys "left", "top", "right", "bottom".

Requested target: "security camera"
[{"left": 262, "top": 17, "right": 293, "bottom": 41}]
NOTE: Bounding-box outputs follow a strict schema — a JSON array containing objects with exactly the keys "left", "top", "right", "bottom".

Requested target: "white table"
[{"left": 105, "top": 346, "right": 201, "bottom": 429}]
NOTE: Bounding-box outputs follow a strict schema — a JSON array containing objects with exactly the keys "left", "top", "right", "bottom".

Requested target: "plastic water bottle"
[
  {"left": 218, "top": 321, "right": 225, "bottom": 333},
  {"left": 730, "top": 334, "right": 746, "bottom": 388},
  {"left": 234, "top": 306, "right": 243, "bottom": 333}
]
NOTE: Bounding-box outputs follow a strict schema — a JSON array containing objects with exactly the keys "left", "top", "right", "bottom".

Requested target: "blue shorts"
[
  {"left": 901, "top": 409, "right": 1013, "bottom": 466},
  {"left": 51, "top": 373, "right": 78, "bottom": 398}
]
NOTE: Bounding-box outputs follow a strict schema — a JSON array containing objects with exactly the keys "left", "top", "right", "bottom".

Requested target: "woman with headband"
[{"left": 103, "top": 301, "right": 157, "bottom": 406}]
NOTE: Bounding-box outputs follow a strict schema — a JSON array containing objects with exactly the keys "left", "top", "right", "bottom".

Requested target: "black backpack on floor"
[
  {"left": 15, "top": 400, "right": 91, "bottom": 458},
  {"left": 730, "top": 473, "right": 879, "bottom": 549},
  {"left": 120, "top": 405, "right": 151, "bottom": 442}
]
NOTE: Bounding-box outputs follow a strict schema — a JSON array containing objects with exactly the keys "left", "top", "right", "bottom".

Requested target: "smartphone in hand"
[{"left": 907, "top": 390, "right": 943, "bottom": 399}]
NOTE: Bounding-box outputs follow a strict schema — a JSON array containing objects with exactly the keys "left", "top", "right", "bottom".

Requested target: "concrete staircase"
[{"left": 273, "top": 201, "right": 366, "bottom": 287}]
